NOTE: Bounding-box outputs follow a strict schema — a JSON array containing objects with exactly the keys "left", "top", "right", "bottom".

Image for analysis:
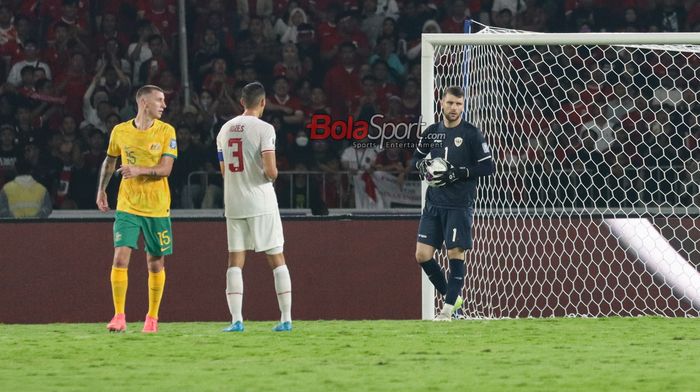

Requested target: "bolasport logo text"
[{"left": 306, "top": 114, "right": 444, "bottom": 149}]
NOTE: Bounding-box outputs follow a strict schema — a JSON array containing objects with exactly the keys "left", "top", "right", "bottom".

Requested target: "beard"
[{"left": 445, "top": 112, "right": 459, "bottom": 121}]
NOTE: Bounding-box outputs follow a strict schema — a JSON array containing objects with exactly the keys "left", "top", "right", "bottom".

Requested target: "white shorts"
[{"left": 226, "top": 213, "right": 284, "bottom": 253}]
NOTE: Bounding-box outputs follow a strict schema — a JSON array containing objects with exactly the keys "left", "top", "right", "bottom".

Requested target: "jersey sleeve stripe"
[
  {"left": 477, "top": 155, "right": 492, "bottom": 162},
  {"left": 261, "top": 149, "right": 275, "bottom": 153},
  {"left": 107, "top": 153, "right": 119, "bottom": 158},
  {"left": 162, "top": 153, "right": 177, "bottom": 159}
]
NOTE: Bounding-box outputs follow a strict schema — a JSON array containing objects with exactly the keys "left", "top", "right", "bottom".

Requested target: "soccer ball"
[{"left": 425, "top": 158, "right": 449, "bottom": 187}]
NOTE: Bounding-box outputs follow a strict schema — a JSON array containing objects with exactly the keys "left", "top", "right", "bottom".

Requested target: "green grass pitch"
[{"left": 1, "top": 318, "right": 699, "bottom": 391}]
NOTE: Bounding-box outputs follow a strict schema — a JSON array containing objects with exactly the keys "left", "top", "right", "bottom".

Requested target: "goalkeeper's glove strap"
[
  {"left": 447, "top": 167, "right": 469, "bottom": 183},
  {"left": 434, "top": 167, "right": 469, "bottom": 187}
]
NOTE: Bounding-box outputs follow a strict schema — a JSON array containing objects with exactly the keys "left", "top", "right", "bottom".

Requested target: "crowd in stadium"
[{"left": 0, "top": 0, "right": 699, "bottom": 214}]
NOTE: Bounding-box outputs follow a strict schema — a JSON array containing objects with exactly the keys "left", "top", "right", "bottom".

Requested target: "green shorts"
[{"left": 113, "top": 211, "right": 173, "bottom": 256}]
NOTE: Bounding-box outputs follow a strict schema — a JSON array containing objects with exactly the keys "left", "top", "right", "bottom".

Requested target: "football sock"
[
  {"left": 420, "top": 259, "right": 447, "bottom": 296},
  {"left": 445, "top": 259, "right": 465, "bottom": 306},
  {"left": 147, "top": 269, "right": 166, "bottom": 319},
  {"left": 273, "top": 265, "right": 292, "bottom": 323},
  {"left": 110, "top": 267, "right": 128, "bottom": 315},
  {"left": 226, "top": 267, "right": 244, "bottom": 322}
]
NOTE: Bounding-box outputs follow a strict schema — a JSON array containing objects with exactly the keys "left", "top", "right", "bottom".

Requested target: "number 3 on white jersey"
[{"left": 228, "top": 138, "right": 244, "bottom": 172}]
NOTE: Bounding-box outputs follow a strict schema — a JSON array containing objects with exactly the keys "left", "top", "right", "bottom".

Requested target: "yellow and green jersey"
[{"left": 107, "top": 119, "right": 178, "bottom": 217}]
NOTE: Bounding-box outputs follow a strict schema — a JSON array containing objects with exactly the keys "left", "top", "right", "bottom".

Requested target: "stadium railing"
[{"left": 186, "top": 170, "right": 421, "bottom": 209}]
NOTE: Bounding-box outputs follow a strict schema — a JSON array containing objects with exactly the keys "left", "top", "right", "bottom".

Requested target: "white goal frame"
[{"left": 420, "top": 32, "right": 700, "bottom": 320}]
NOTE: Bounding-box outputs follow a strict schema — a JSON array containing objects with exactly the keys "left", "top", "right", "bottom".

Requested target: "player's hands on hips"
[
  {"left": 96, "top": 190, "right": 109, "bottom": 212},
  {"left": 117, "top": 165, "right": 142, "bottom": 179}
]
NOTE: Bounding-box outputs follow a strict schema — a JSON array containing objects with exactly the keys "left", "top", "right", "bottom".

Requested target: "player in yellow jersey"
[{"left": 96, "top": 85, "right": 177, "bottom": 333}]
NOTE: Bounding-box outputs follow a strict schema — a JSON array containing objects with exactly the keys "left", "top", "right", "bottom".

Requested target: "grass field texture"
[{"left": 1, "top": 318, "right": 699, "bottom": 392}]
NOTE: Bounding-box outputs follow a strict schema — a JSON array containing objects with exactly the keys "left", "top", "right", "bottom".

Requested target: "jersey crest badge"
[
  {"left": 169, "top": 139, "right": 177, "bottom": 149},
  {"left": 454, "top": 137, "right": 463, "bottom": 147}
]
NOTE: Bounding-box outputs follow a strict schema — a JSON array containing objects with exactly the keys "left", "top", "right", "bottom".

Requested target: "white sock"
[
  {"left": 226, "top": 267, "right": 243, "bottom": 323},
  {"left": 273, "top": 265, "right": 292, "bottom": 323}
]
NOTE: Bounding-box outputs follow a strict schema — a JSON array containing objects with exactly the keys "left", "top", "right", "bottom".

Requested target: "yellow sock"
[
  {"left": 110, "top": 267, "right": 128, "bottom": 315},
  {"left": 147, "top": 269, "right": 166, "bottom": 319}
]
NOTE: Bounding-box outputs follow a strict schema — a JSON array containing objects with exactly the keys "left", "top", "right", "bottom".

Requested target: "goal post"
[{"left": 420, "top": 29, "right": 700, "bottom": 319}]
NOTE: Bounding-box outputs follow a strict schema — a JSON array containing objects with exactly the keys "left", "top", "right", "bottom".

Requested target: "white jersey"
[{"left": 216, "top": 115, "right": 279, "bottom": 218}]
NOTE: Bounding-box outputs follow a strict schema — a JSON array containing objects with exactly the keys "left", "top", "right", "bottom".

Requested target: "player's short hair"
[
  {"left": 135, "top": 85, "right": 164, "bottom": 100},
  {"left": 443, "top": 86, "right": 465, "bottom": 99},
  {"left": 241, "top": 81, "right": 266, "bottom": 108}
]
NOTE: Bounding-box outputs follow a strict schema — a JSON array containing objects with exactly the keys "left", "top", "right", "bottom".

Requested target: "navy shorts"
[{"left": 417, "top": 204, "right": 474, "bottom": 250}]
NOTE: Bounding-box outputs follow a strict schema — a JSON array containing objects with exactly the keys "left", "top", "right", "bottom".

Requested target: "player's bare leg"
[
  {"left": 107, "top": 247, "right": 132, "bottom": 332},
  {"left": 228, "top": 251, "right": 246, "bottom": 268},
  {"left": 142, "top": 255, "right": 165, "bottom": 333},
  {"left": 223, "top": 251, "right": 246, "bottom": 332},
  {"left": 267, "top": 251, "right": 292, "bottom": 331},
  {"left": 416, "top": 242, "right": 448, "bottom": 298}
]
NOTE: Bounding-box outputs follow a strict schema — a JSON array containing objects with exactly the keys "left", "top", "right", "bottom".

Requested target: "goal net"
[{"left": 421, "top": 26, "right": 700, "bottom": 319}]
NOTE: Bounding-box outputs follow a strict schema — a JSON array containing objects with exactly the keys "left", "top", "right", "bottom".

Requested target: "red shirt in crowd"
[
  {"left": 0, "top": 24, "right": 18, "bottom": 58},
  {"left": 140, "top": 6, "right": 177, "bottom": 38},
  {"left": 55, "top": 72, "right": 90, "bottom": 121},
  {"left": 323, "top": 64, "right": 362, "bottom": 119}
]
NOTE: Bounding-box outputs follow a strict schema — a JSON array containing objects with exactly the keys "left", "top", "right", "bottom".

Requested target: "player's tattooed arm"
[
  {"left": 96, "top": 155, "right": 118, "bottom": 211},
  {"left": 98, "top": 155, "right": 118, "bottom": 192},
  {"left": 118, "top": 156, "right": 175, "bottom": 179}
]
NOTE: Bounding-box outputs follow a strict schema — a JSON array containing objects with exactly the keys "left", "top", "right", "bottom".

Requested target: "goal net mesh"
[{"left": 430, "top": 26, "right": 700, "bottom": 318}]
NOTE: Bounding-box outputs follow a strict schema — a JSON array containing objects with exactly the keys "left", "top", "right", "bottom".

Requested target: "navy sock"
[
  {"left": 419, "top": 259, "right": 447, "bottom": 296},
  {"left": 445, "top": 259, "right": 465, "bottom": 305}
]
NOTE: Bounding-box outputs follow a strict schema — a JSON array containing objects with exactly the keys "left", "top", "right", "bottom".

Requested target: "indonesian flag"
[{"left": 361, "top": 171, "right": 377, "bottom": 202}]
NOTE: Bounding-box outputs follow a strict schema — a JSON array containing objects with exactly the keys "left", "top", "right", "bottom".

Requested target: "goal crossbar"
[{"left": 421, "top": 32, "right": 700, "bottom": 47}]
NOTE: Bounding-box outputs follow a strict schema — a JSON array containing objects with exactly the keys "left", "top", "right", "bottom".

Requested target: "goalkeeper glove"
[
  {"left": 432, "top": 163, "right": 470, "bottom": 187},
  {"left": 416, "top": 158, "right": 430, "bottom": 180}
]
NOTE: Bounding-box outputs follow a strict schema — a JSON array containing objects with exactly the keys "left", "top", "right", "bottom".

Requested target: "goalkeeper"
[{"left": 411, "top": 86, "right": 495, "bottom": 320}]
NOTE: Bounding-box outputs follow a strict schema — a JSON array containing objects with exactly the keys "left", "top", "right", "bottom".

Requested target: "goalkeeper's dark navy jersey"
[{"left": 415, "top": 120, "right": 493, "bottom": 209}]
